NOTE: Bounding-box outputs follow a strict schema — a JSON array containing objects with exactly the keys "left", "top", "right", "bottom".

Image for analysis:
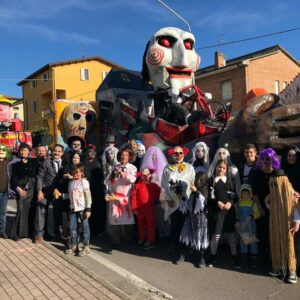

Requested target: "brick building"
[{"left": 195, "top": 45, "right": 300, "bottom": 114}]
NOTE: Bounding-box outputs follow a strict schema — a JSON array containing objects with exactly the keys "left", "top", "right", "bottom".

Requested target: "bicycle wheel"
[{"left": 203, "top": 100, "right": 228, "bottom": 132}]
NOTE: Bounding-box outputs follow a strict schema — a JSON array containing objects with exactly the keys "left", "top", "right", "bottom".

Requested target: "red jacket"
[{"left": 131, "top": 180, "right": 161, "bottom": 211}]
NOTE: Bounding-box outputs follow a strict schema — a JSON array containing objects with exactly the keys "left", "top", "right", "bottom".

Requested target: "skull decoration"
[
  {"left": 63, "top": 101, "right": 96, "bottom": 139},
  {"left": 144, "top": 27, "right": 200, "bottom": 97}
]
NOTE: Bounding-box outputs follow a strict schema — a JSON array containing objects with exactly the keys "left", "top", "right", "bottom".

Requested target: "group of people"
[{"left": 0, "top": 135, "right": 300, "bottom": 284}]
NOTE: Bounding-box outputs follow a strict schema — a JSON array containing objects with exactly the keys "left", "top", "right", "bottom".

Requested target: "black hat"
[
  {"left": 67, "top": 135, "right": 86, "bottom": 149},
  {"left": 19, "top": 143, "right": 31, "bottom": 152},
  {"left": 270, "top": 169, "right": 287, "bottom": 177}
]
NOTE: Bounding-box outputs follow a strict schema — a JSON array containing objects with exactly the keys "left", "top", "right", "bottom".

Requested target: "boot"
[{"left": 207, "top": 255, "right": 216, "bottom": 268}]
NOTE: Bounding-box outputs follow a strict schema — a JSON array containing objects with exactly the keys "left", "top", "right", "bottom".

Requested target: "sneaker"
[
  {"left": 196, "top": 257, "right": 206, "bottom": 268},
  {"left": 287, "top": 272, "right": 297, "bottom": 284},
  {"left": 232, "top": 256, "right": 242, "bottom": 269},
  {"left": 143, "top": 241, "right": 155, "bottom": 250},
  {"left": 78, "top": 245, "right": 91, "bottom": 257},
  {"left": 174, "top": 253, "right": 185, "bottom": 265},
  {"left": 207, "top": 255, "right": 216, "bottom": 268},
  {"left": 64, "top": 245, "right": 76, "bottom": 254},
  {"left": 269, "top": 269, "right": 281, "bottom": 277}
]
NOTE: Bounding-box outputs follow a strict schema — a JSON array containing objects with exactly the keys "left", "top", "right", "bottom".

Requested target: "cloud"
[{"left": 196, "top": 8, "right": 262, "bottom": 33}]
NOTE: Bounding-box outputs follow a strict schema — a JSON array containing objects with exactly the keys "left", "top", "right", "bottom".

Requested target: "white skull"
[
  {"left": 63, "top": 102, "right": 96, "bottom": 139},
  {"left": 146, "top": 27, "right": 200, "bottom": 96},
  {"left": 137, "top": 143, "right": 146, "bottom": 158}
]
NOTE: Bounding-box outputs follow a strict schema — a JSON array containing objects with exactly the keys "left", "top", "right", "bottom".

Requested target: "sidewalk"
[{"left": 0, "top": 238, "right": 126, "bottom": 300}]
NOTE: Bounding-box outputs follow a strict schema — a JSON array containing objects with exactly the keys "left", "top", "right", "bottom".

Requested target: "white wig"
[
  {"left": 207, "top": 147, "right": 232, "bottom": 178},
  {"left": 191, "top": 141, "right": 210, "bottom": 166}
]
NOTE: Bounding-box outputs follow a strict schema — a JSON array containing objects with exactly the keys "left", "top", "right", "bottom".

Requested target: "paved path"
[{"left": 0, "top": 239, "right": 124, "bottom": 300}]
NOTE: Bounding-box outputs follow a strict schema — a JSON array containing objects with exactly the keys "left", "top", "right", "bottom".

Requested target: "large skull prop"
[
  {"left": 145, "top": 27, "right": 200, "bottom": 97},
  {"left": 63, "top": 102, "right": 96, "bottom": 139}
]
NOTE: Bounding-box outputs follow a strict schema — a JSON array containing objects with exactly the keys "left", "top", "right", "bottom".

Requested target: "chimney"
[{"left": 215, "top": 51, "right": 226, "bottom": 68}]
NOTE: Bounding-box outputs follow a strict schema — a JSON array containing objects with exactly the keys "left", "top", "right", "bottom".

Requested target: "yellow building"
[{"left": 17, "top": 56, "right": 122, "bottom": 133}]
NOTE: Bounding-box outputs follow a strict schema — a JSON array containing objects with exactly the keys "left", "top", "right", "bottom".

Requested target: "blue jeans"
[
  {"left": 0, "top": 192, "right": 8, "bottom": 234},
  {"left": 70, "top": 211, "right": 90, "bottom": 246}
]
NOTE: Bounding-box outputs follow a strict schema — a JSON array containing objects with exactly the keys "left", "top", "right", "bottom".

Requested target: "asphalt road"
[{"left": 7, "top": 199, "right": 300, "bottom": 300}]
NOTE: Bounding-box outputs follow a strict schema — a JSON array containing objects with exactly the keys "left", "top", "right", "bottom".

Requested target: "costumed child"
[
  {"left": 207, "top": 159, "right": 240, "bottom": 269},
  {"left": 68, "top": 164, "right": 92, "bottom": 257},
  {"left": 265, "top": 169, "right": 299, "bottom": 284},
  {"left": 177, "top": 171, "right": 209, "bottom": 268},
  {"left": 131, "top": 168, "right": 161, "bottom": 249},
  {"left": 237, "top": 184, "right": 260, "bottom": 268}
]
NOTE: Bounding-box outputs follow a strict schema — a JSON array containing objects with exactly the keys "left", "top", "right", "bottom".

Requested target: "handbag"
[{"left": 239, "top": 221, "right": 259, "bottom": 245}]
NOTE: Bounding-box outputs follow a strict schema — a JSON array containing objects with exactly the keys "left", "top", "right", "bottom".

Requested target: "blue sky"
[{"left": 1, "top": 0, "right": 300, "bottom": 97}]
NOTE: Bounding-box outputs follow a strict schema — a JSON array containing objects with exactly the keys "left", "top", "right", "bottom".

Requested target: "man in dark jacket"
[
  {"left": 35, "top": 144, "right": 64, "bottom": 242},
  {"left": 237, "top": 144, "right": 257, "bottom": 185}
]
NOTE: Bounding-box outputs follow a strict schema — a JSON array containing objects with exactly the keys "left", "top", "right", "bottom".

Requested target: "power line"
[{"left": 197, "top": 27, "right": 300, "bottom": 50}]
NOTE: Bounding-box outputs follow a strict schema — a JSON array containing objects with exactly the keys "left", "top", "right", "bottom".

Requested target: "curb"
[{"left": 42, "top": 241, "right": 131, "bottom": 300}]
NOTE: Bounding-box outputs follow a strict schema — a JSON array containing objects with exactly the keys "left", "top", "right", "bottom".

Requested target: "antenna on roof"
[
  {"left": 156, "top": 0, "right": 192, "bottom": 32},
  {"left": 80, "top": 41, "right": 85, "bottom": 58}
]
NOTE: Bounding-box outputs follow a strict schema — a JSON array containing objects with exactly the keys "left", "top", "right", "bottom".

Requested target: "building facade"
[
  {"left": 18, "top": 56, "right": 122, "bottom": 130},
  {"left": 195, "top": 45, "right": 300, "bottom": 113}
]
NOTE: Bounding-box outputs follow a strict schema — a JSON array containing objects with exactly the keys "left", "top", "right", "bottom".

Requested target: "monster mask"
[
  {"left": 137, "top": 143, "right": 146, "bottom": 158},
  {"left": 63, "top": 101, "right": 96, "bottom": 139},
  {"left": 145, "top": 27, "right": 200, "bottom": 97}
]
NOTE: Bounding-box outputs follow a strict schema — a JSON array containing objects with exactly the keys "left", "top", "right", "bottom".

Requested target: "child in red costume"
[{"left": 131, "top": 168, "right": 161, "bottom": 249}]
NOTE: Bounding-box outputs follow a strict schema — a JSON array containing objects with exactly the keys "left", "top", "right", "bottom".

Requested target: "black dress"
[{"left": 208, "top": 177, "right": 237, "bottom": 235}]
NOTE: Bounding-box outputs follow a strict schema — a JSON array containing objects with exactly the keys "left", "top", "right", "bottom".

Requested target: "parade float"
[{"left": 0, "top": 95, "right": 32, "bottom": 150}]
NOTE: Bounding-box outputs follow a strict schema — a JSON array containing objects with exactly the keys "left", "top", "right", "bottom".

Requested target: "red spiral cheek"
[{"left": 146, "top": 48, "right": 165, "bottom": 65}]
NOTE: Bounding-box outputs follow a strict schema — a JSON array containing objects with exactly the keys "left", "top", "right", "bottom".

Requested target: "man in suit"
[{"left": 35, "top": 144, "right": 64, "bottom": 242}]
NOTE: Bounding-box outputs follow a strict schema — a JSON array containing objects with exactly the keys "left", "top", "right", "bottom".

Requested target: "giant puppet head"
[
  {"left": 143, "top": 27, "right": 200, "bottom": 97},
  {"left": 0, "top": 95, "right": 13, "bottom": 122},
  {"left": 63, "top": 101, "right": 96, "bottom": 139}
]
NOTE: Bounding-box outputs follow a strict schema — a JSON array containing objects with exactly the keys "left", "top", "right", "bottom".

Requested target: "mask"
[
  {"left": 0, "top": 103, "right": 11, "bottom": 121},
  {"left": 63, "top": 102, "right": 96, "bottom": 139},
  {"left": 137, "top": 144, "right": 146, "bottom": 158},
  {"left": 146, "top": 27, "right": 200, "bottom": 97}
]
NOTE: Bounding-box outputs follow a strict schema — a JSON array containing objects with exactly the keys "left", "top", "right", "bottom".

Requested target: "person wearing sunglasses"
[
  {"left": 0, "top": 144, "right": 11, "bottom": 239},
  {"left": 160, "top": 146, "right": 195, "bottom": 256}
]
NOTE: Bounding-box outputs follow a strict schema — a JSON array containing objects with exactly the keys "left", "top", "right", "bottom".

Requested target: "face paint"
[
  {"left": 137, "top": 144, "right": 146, "bottom": 158},
  {"left": 146, "top": 27, "right": 200, "bottom": 96},
  {"left": 63, "top": 102, "right": 96, "bottom": 139},
  {"left": 196, "top": 146, "right": 205, "bottom": 159},
  {"left": 172, "top": 146, "right": 184, "bottom": 163}
]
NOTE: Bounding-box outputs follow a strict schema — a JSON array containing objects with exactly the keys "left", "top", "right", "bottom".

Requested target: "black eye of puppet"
[
  {"left": 184, "top": 39, "right": 194, "bottom": 50},
  {"left": 157, "top": 36, "right": 176, "bottom": 48},
  {"left": 73, "top": 113, "right": 81, "bottom": 120},
  {"left": 86, "top": 113, "right": 93, "bottom": 122}
]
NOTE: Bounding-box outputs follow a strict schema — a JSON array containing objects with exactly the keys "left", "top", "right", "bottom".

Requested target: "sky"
[{"left": 1, "top": 0, "right": 300, "bottom": 98}]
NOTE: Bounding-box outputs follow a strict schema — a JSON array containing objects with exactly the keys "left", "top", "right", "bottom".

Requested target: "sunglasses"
[
  {"left": 0, "top": 147, "right": 7, "bottom": 151},
  {"left": 174, "top": 151, "right": 183, "bottom": 156}
]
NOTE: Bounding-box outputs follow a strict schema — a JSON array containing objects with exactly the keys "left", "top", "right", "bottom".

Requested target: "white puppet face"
[
  {"left": 146, "top": 27, "right": 200, "bottom": 96},
  {"left": 63, "top": 102, "right": 96, "bottom": 139},
  {"left": 137, "top": 144, "right": 146, "bottom": 158}
]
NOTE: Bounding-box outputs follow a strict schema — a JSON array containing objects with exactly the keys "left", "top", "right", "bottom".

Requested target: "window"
[
  {"left": 32, "top": 100, "right": 38, "bottom": 113},
  {"left": 42, "top": 72, "right": 49, "bottom": 81},
  {"left": 274, "top": 80, "right": 279, "bottom": 94},
  {"left": 80, "top": 68, "right": 89, "bottom": 81},
  {"left": 102, "top": 71, "right": 108, "bottom": 80},
  {"left": 13, "top": 107, "right": 19, "bottom": 110},
  {"left": 283, "top": 81, "right": 288, "bottom": 89},
  {"left": 221, "top": 80, "right": 232, "bottom": 100},
  {"left": 31, "top": 80, "right": 37, "bottom": 88}
]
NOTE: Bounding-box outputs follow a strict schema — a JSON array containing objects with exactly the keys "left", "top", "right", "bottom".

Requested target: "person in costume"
[
  {"left": 0, "top": 144, "right": 11, "bottom": 239},
  {"left": 131, "top": 168, "right": 161, "bottom": 249},
  {"left": 105, "top": 148, "right": 136, "bottom": 246},
  {"left": 140, "top": 146, "right": 170, "bottom": 238},
  {"left": 176, "top": 171, "right": 209, "bottom": 267},
  {"left": 160, "top": 146, "right": 195, "bottom": 251},
  {"left": 102, "top": 146, "right": 119, "bottom": 178},
  {"left": 191, "top": 142, "right": 210, "bottom": 175},
  {"left": 250, "top": 148, "right": 280, "bottom": 261},
  {"left": 207, "top": 147, "right": 240, "bottom": 193},
  {"left": 237, "top": 144, "right": 257, "bottom": 185},
  {"left": 207, "top": 159, "right": 240, "bottom": 269},
  {"left": 237, "top": 184, "right": 260, "bottom": 268},
  {"left": 134, "top": 140, "right": 146, "bottom": 170},
  {"left": 265, "top": 169, "right": 299, "bottom": 283}
]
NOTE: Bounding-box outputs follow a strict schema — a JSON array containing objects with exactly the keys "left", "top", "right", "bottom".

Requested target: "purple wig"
[
  {"left": 257, "top": 148, "right": 281, "bottom": 170},
  {"left": 140, "top": 146, "right": 168, "bottom": 184}
]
